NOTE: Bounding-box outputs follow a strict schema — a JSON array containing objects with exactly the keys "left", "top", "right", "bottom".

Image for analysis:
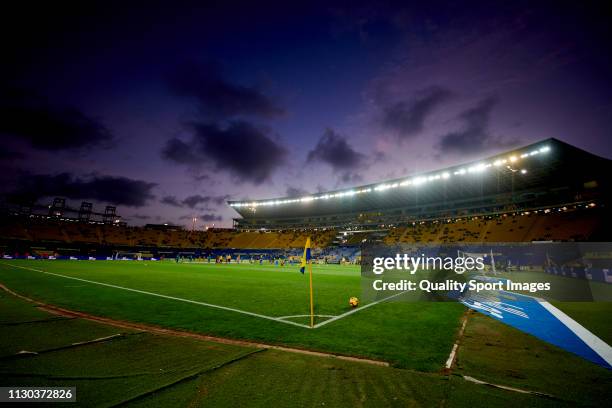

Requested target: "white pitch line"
[
  {"left": 1, "top": 263, "right": 311, "bottom": 329},
  {"left": 313, "top": 290, "right": 409, "bottom": 329},
  {"left": 445, "top": 313, "right": 468, "bottom": 369},
  {"left": 277, "top": 314, "right": 336, "bottom": 320},
  {"left": 445, "top": 344, "right": 459, "bottom": 369}
]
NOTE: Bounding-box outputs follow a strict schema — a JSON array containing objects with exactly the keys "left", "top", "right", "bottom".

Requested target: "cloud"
[
  {"left": 163, "top": 61, "right": 287, "bottom": 185},
  {"left": 130, "top": 214, "right": 151, "bottom": 220},
  {"left": 179, "top": 213, "right": 222, "bottom": 222},
  {"left": 285, "top": 186, "right": 309, "bottom": 197},
  {"left": 382, "top": 87, "right": 453, "bottom": 138},
  {"left": 338, "top": 171, "right": 363, "bottom": 184},
  {"left": 0, "top": 86, "right": 113, "bottom": 151},
  {"left": 437, "top": 96, "right": 517, "bottom": 155},
  {"left": 161, "top": 194, "right": 230, "bottom": 209},
  {"left": 160, "top": 195, "right": 183, "bottom": 207},
  {"left": 307, "top": 128, "right": 366, "bottom": 172},
  {"left": 162, "top": 120, "right": 287, "bottom": 184},
  {"left": 182, "top": 194, "right": 229, "bottom": 208},
  {"left": 198, "top": 214, "right": 223, "bottom": 221},
  {"left": 5, "top": 172, "right": 156, "bottom": 207},
  {"left": 198, "top": 213, "right": 223, "bottom": 222},
  {"left": 182, "top": 195, "right": 209, "bottom": 209},
  {"left": 167, "top": 60, "right": 284, "bottom": 119},
  {"left": 160, "top": 139, "right": 201, "bottom": 165}
]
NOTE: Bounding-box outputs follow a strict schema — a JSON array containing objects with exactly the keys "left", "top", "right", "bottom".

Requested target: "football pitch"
[
  {"left": 0, "top": 260, "right": 464, "bottom": 370},
  {"left": 1, "top": 260, "right": 611, "bottom": 406}
]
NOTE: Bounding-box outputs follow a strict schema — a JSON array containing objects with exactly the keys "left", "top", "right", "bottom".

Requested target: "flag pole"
[{"left": 309, "top": 258, "right": 314, "bottom": 328}]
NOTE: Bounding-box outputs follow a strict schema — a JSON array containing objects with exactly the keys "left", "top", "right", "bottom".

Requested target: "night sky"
[{"left": 1, "top": 0, "right": 611, "bottom": 227}]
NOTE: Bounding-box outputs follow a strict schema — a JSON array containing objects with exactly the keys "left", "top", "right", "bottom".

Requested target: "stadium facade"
[{"left": 229, "top": 138, "right": 611, "bottom": 230}]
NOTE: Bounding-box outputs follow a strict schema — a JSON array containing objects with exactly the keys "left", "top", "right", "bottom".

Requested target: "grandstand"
[
  {"left": 229, "top": 138, "right": 610, "bottom": 230},
  {"left": 1, "top": 138, "right": 610, "bottom": 258}
]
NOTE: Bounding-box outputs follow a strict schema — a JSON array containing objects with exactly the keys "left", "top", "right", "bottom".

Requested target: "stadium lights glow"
[
  {"left": 229, "top": 144, "right": 551, "bottom": 208},
  {"left": 413, "top": 176, "right": 426, "bottom": 185},
  {"left": 467, "top": 163, "right": 487, "bottom": 173}
]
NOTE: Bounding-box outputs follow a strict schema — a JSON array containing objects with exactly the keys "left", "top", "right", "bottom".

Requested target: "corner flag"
[
  {"left": 300, "top": 237, "right": 315, "bottom": 328},
  {"left": 299, "top": 237, "right": 311, "bottom": 274}
]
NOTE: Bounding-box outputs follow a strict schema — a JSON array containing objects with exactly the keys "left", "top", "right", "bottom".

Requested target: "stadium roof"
[{"left": 228, "top": 138, "right": 611, "bottom": 229}]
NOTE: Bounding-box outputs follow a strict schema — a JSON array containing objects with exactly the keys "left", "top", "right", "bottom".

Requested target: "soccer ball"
[{"left": 349, "top": 297, "right": 359, "bottom": 308}]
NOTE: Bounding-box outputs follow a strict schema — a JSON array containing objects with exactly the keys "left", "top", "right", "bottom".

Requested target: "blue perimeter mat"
[{"left": 457, "top": 284, "right": 611, "bottom": 369}]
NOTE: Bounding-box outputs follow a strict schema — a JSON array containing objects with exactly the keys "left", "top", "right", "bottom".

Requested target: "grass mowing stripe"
[
  {"left": 3, "top": 263, "right": 311, "bottom": 329},
  {"left": 109, "top": 348, "right": 267, "bottom": 407}
]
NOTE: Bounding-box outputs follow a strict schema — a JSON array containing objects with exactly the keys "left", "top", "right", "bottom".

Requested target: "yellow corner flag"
[
  {"left": 299, "top": 237, "right": 311, "bottom": 274},
  {"left": 299, "top": 237, "right": 314, "bottom": 327}
]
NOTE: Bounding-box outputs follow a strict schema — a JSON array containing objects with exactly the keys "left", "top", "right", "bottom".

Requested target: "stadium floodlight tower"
[
  {"left": 78, "top": 202, "right": 93, "bottom": 222},
  {"left": 103, "top": 205, "right": 118, "bottom": 224},
  {"left": 49, "top": 197, "right": 66, "bottom": 217}
]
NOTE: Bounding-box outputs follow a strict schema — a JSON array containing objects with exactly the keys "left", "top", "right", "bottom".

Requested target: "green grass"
[
  {"left": 0, "top": 260, "right": 464, "bottom": 371},
  {"left": 0, "top": 291, "right": 570, "bottom": 407},
  {"left": 456, "top": 311, "right": 612, "bottom": 406},
  {"left": 128, "top": 349, "right": 569, "bottom": 408}
]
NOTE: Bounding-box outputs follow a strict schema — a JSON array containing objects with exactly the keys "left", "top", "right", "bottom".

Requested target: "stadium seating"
[
  {"left": 381, "top": 208, "right": 600, "bottom": 244},
  {"left": 0, "top": 206, "right": 604, "bottom": 257}
]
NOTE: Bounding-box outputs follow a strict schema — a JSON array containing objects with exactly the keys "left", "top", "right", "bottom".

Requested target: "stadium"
[
  {"left": 1, "top": 138, "right": 611, "bottom": 406},
  {"left": 2, "top": 138, "right": 610, "bottom": 255}
]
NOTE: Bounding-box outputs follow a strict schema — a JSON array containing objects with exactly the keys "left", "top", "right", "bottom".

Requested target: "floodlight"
[{"left": 413, "top": 176, "right": 426, "bottom": 185}]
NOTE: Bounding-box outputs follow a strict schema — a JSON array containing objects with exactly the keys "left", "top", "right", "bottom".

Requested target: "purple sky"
[{"left": 1, "top": 1, "right": 611, "bottom": 228}]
